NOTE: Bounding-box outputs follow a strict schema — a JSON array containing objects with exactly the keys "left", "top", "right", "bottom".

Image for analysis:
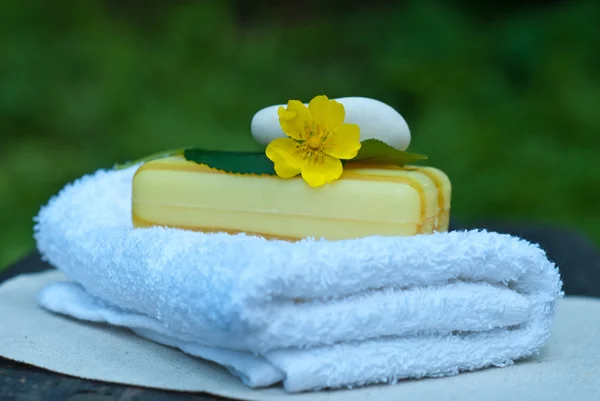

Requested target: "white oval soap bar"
[{"left": 251, "top": 97, "right": 411, "bottom": 151}]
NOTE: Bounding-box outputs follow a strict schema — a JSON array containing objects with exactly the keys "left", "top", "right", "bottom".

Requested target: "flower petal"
[
  {"left": 325, "top": 123, "right": 361, "bottom": 159},
  {"left": 278, "top": 100, "right": 312, "bottom": 140},
  {"left": 301, "top": 155, "right": 343, "bottom": 187},
  {"left": 266, "top": 138, "right": 305, "bottom": 178},
  {"left": 308, "top": 95, "right": 345, "bottom": 134}
]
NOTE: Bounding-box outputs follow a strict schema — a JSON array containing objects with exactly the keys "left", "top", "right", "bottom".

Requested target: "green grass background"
[{"left": 1, "top": 0, "right": 599, "bottom": 270}]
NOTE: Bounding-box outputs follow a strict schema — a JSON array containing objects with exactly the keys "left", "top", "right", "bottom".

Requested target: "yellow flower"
[{"left": 265, "top": 95, "right": 361, "bottom": 187}]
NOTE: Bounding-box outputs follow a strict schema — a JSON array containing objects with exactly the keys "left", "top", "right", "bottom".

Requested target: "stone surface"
[{"left": 251, "top": 97, "right": 411, "bottom": 151}]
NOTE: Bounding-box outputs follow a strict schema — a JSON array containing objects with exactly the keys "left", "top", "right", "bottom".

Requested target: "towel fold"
[{"left": 34, "top": 166, "right": 563, "bottom": 393}]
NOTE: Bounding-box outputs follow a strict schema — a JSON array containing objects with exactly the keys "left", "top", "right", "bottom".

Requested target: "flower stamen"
[{"left": 306, "top": 135, "right": 322, "bottom": 150}]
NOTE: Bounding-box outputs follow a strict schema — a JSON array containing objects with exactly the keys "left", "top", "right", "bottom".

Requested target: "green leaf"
[
  {"left": 183, "top": 148, "right": 276, "bottom": 175},
  {"left": 114, "top": 148, "right": 187, "bottom": 170},
  {"left": 352, "top": 139, "right": 428, "bottom": 166}
]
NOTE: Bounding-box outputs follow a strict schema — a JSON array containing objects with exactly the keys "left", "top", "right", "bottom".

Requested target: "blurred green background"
[{"left": 1, "top": 0, "right": 599, "bottom": 269}]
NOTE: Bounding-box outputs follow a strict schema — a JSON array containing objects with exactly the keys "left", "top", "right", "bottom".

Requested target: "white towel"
[{"left": 34, "top": 165, "right": 563, "bottom": 393}]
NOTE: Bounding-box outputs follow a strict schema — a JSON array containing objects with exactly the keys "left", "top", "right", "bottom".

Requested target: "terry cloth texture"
[{"left": 35, "top": 166, "right": 563, "bottom": 393}]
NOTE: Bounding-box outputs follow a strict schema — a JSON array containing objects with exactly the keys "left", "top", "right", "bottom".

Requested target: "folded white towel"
[{"left": 34, "top": 166, "right": 563, "bottom": 393}]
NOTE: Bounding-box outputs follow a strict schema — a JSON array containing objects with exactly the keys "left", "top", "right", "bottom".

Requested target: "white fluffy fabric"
[{"left": 34, "top": 166, "right": 563, "bottom": 393}]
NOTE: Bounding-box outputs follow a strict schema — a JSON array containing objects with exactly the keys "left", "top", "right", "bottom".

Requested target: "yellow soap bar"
[{"left": 131, "top": 156, "right": 451, "bottom": 240}]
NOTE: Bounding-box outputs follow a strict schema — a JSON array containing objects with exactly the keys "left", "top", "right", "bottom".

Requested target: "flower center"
[{"left": 306, "top": 136, "right": 322, "bottom": 150}]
